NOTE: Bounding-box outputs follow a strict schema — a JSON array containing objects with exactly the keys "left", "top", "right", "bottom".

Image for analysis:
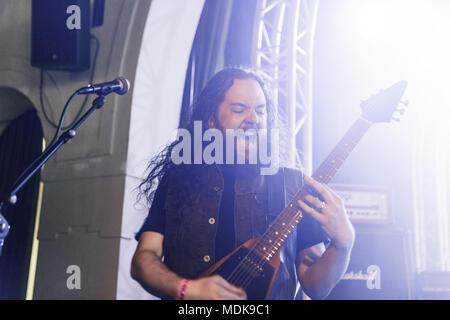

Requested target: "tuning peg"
[
  {"left": 400, "top": 100, "right": 409, "bottom": 106},
  {"left": 391, "top": 117, "right": 401, "bottom": 122},
  {"left": 397, "top": 108, "right": 406, "bottom": 115}
]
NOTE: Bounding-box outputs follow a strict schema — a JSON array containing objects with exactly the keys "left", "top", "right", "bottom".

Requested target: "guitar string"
[
  {"left": 226, "top": 120, "right": 365, "bottom": 286},
  {"left": 227, "top": 204, "right": 304, "bottom": 288},
  {"left": 225, "top": 204, "right": 303, "bottom": 285},
  {"left": 224, "top": 118, "right": 371, "bottom": 291},
  {"left": 228, "top": 195, "right": 316, "bottom": 287},
  {"left": 232, "top": 210, "right": 303, "bottom": 290},
  {"left": 237, "top": 209, "right": 311, "bottom": 291},
  {"left": 226, "top": 144, "right": 354, "bottom": 290},
  {"left": 225, "top": 214, "right": 292, "bottom": 286},
  {"left": 227, "top": 142, "right": 350, "bottom": 289},
  {"left": 228, "top": 155, "right": 341, "bottom": 289}
]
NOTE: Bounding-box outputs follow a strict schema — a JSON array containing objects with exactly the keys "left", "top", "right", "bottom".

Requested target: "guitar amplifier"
[
  {"left": 326, "top": 227, "right": 414, "bottom": 300},
  {"left": 329, "top": 184, "right": 393, "bottom": 225}
]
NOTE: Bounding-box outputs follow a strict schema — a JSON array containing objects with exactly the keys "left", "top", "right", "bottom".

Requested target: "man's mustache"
[{"left": 241, "top": 124, "right": 260, "bottom": 131}]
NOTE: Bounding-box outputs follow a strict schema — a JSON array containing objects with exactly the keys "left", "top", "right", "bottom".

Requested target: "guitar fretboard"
[{"left": 252, "top": 116, "right": 373, "bottom": 261}]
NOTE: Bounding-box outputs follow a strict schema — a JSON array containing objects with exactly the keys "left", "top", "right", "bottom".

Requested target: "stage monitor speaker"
[
  {"left": 326, "top": 227, "right": 414, "bottom": 300},
  {"left": 31, "top": 0, "right": 91, "bottom": 71}
]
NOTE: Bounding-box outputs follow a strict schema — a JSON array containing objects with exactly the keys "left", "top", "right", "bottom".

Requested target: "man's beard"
[
  {"left": 214, "top": 122, "right": 261, "bottom": 166},
  {"left": 235, "top": 129, "right": 259, "bottom": 164}
]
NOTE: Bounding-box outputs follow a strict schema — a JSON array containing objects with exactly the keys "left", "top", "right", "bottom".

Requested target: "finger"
[
  {"left": 220, "top": 289, "right": 247, "bottom": 300},
  {"left": 318, "top": 184, "right": 346, "bottom": 210},
  {"left": 303, "top": 194, "right": 327, "bottom": 211},
  {"left": 216, "top": 276, "right": 247, "bottom": 297},
  {"left": 322, "top": 184, "right": 343, "bottom": 203},
  {"left": 304, "top": 176, "right": 333, "bottom": 203},
  {"left": 297, "top": 199, "right": 326, "bottom": 224},
  {"left": 225, "top": 288, "right": 247, "bottom": 300},
  {"left": 219, "top": 285, "right": 247, "bottom": 300}
]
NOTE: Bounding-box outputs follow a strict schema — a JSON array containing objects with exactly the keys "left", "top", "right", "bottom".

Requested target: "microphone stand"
[{"left": 0, "top": 94, "right": 106, "bottom": 256}]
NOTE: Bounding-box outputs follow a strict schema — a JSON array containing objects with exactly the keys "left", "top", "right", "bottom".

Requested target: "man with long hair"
[{"left": 131, "top": 68, "right": 355, "bottom": 300}]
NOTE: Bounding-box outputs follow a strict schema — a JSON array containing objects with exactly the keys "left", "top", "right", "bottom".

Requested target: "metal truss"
[{"left": 252, "top": 0, "right": 319, "bottom": 174}]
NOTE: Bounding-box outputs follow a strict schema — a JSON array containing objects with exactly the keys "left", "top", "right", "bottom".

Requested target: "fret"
[
  {"left": 253, "top": 207, "right": 303, "bottom": 259},
  {"left": 312, "top": 118, "right": 371, "bottom": 184},
  {"left": 251, "top": 117, "right": 372, "bottom": 262}
]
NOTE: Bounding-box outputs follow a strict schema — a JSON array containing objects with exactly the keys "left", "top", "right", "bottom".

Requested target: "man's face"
[
  {"left": 209, "top": 78, "right": 268, "bottom": 163},
  {"left": 211, "top": 78, "right": 267, "bottom": 131}
]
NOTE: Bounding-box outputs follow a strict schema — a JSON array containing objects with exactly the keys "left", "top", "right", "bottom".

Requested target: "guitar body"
[{"left": 200, "top": 238, "right": 281, "bottom": 300}]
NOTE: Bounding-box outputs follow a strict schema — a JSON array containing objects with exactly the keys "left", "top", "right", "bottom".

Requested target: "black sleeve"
[
  {"left": 296, "top": 207, "right": 330, "bottom": 251},
  {"left": 134, "top": 179, "right": 168, "bottom": 241}
]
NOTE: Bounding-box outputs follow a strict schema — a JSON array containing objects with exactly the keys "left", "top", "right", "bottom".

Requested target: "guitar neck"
[
  {"left": 253, "top": 116, "right": 373, "bottom": 261},
  {"left": 311, "top": 116, "right": 373, "bottom": 184}
]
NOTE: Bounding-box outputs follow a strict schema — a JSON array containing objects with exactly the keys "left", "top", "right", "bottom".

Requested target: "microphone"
[{"left": 77, "top": 77, "right": 131, "bottom": 95}]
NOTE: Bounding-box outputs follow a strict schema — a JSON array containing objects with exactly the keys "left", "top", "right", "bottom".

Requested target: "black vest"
[{"left": 161, "top": 164, "right": 304, "bottom": 299}]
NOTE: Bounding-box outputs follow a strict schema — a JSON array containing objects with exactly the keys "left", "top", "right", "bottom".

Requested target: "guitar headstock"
[{"left": 360, "top": 81, "right": 408, "bottom": 123}]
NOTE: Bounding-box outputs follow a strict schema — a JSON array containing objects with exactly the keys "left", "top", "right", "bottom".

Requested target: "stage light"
[{"left": 328, "top": 0, "right": 450, "bottom": 274}]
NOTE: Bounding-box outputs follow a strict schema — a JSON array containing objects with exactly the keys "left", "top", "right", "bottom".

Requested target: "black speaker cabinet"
[
  {"left": 326, "top": 227, "right": 414, "bottom": 300},
  {"left": 31, "top": 0, "right": 91, "bottom": 71}
]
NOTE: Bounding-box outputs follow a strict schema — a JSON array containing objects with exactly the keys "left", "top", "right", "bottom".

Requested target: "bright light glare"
[
  {"left": 351, "top": 0, "right": 450, "bottom": 122},
  {"left": 333, "top": 0, "right": 450, "bottom": 272}
]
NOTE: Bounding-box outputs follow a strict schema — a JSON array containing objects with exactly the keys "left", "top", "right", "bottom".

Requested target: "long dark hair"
[{"left": 137, "top": 67, "right": 276, "bottom": 207}]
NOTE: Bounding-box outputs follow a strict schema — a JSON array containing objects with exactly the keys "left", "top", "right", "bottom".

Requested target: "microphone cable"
[{"left": 39, "top": 35, "right": 100, "bottom": 139}]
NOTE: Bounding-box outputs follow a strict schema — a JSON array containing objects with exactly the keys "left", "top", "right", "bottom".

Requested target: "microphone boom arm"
[{"left": 0, "top": 94, "right": 107, "bottom": 256}]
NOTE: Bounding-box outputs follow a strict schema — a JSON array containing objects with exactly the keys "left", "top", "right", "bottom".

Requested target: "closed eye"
[
  {"left": 230, "top": 103, "right": 246, "bottom": 113},
  {"left": 256, "top": 105, "right": 266, "bottom": 115},
  {"left": 232, "top": 108, "right": 245, "bottom": 114}
]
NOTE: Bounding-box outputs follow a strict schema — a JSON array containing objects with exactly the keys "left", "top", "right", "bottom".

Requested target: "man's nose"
[{"left": 244, "top": 108, "right": 259, "bottom": 126}]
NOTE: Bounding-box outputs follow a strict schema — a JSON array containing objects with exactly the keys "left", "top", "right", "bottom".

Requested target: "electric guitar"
[{"left": 200, "top": 81, "right": 408, "bottom": 299}]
